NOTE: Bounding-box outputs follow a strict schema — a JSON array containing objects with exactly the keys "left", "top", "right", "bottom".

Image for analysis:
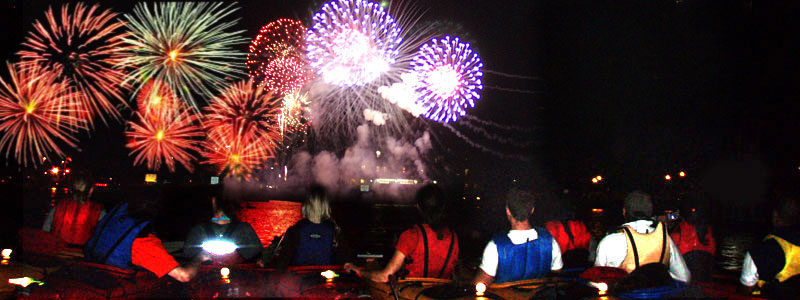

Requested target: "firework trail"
[
  {"left": 485, "top": 85, "right": 541, "bottom": 95},
  {"left": 18, "top": 2, "right": 130, "bottom": 127},
  {"left": 121, "top": 2, "right": 248, "bottom": 109},
  {"left": 306, "top": 0, "right": 402, "bottom": 87},
  {"left": 247, "top": 19, "right": 311, "bottom": 95},
  {"left": 462, "top": 114, "right": 534, "bottom": 133},
  {"left": 0, "top": 63, "right": 84, "bottom": 167},
  {"left": 410, "top": 35, "right": 483, "bottom": 123},
  {"left": 202, "top": 80, "right": 281, "bottom": 177},
  {"left": 440, "top": 123, "right": 529, "bottom": 161},
  {"left": 483, "top": 69, "right": 542, "bottom": 81},
  {"left": 455, "top": 118, "right": 531, "bottom": 147},
  {"left": 125, "top": 108, "right": 203, "bottom": 173},
  {"left": 278, "top": 92, "right": 311, "bottom": 137}
]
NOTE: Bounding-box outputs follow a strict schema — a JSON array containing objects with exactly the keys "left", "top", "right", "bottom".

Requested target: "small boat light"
[
  {"left": 321, "top": 270, "right": 338, "bottom": 281},
  {"left": 1, "top": 249, "right": 11, "bottom": 259},
  {"left": 8, "top": 277, "right": 43, "bottom": 288},
  {"left": 475, "top": 282, "right": 487, "bottom": 296},
  {"left": 595, "top": 282, "right": 608, "bottom": 295},
  {"left": 201, "top": 240, "right": 237, "bottom": 255},
  {"left": 220, "top": 267, "right": 230, "bottom": 278}
]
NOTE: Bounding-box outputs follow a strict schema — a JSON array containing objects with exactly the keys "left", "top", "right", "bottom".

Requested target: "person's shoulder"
[{"left": 597, "top": 231, "right": 625, "bottom": 247}]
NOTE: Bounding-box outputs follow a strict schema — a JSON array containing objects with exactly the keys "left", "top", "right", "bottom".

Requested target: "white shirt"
[
  {"left": 479, "top": 228, "right": 563, "bottom": 277},
  {"left": 740, "top": 252, "right": 759, "bottom": 286},
  {"left": 594, "top": 220, "right": 691, "bottom": 283}
]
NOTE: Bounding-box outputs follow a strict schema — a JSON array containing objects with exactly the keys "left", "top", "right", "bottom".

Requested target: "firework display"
[
  {"left": 125, "top": 108, "right": 203, "bottom": 173},
  {"left": 17, "top": 2, "right": 129, "bottom": 126},
  {"left": 410, "top": 36, "right": 483, "bottom": 123},
  {"left": 202, "top": 80, "right": 282, "bottom": 176},
  {"left": 0, "top": 63, "right": 84, "bottom": 167},
  {"left": 247, "top": 19, "right": 310, "bottom": 95},
  {"left": 307, "top": 0, "right": 402, "bottom": 87},
  {"left": 121, "top": 2, "right": 248, "bottom": 109}
]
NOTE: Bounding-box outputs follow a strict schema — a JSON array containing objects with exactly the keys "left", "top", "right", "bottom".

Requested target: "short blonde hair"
[{"left": 302, "top": 186, "right": 331, "bottom": 224}]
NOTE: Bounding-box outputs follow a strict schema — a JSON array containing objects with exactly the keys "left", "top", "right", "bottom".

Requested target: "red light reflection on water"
[{"left": 239, "top": 201, "right": 302, "bottom": 247}]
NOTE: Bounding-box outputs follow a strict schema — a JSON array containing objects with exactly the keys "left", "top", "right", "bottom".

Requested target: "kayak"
[{"left": 366, "top": 277, "right": 604, "bottom": 300}]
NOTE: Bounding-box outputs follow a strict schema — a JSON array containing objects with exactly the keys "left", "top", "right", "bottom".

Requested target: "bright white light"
[
  {"left": 201, "top": 240, "right": 237, "bottom": 255},
  {"left": 1, "top": 249, "right": 10, "bottom": 259},
  {"left": 427, "top": 65, "right": 462, "bottom": 99},
  {"left": 220, "top": 267, "right": 230, "bottom": 277}
]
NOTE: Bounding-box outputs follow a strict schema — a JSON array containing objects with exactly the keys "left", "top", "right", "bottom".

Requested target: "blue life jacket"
[
  {"left": 84, "top": 203, "right": 150, "bottom": 269},
  {"left": 293, "top": 220, "right": 334, "bottom": 266},
  {"left": 493, "top": 227, "right": 553, "bottom": 283}
]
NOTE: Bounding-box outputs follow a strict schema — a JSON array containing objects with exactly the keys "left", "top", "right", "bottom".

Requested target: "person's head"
[
  {"left": 772, "top": 196, "right": 800, "bottom": 228},
  {"left": 302, "top": 184, "right": 331, "bottom": 224},
  {"left": 126, "top": 186, "right": 163, "bottom": 221},
  {"left": 505, "top": 188, "right": 536, "bottom": 225},
  {"left": 209, "top": 185, "right": 240, "bottom": 222},
  {"left": 415, "top": 184, "right": 447, "bottom": 231},
  {"left": 71, "top": 173, "right": 95, "bottom": 202},
  {"left": 623, "top": 190, "right": 653, "bottom": 222}
]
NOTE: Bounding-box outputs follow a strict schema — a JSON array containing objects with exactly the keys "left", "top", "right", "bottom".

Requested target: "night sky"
[{"left": 2, "top": 0, "right": 799, "bottom": 200}]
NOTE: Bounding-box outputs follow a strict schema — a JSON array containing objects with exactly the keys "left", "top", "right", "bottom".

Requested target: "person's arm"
[
  {"left": 167, "top": 252, "right": 210, "bottom": 282},
  {"left": 346, "top": 250, "right": 407, "bottom": 283},
  {"left": 42, "top": 207, "right": 55, "bottom": 232},
  {"left": 273, "top": 224, "right": 300, "bottom": 268},
  {"left": 667, "top": 237, "right": 691, "bottom": 283},
  {"left": 473, "top": 241, "right": 497, "bottom": 284},
  {"left": 739, "top": 252, "right": 759, "bottom": 291},
  {"left": 234, "top": 223, "right": 263, "bottom": 261},
  {"left": 550, "top": 238, "right": 563, "bottom": 272}
]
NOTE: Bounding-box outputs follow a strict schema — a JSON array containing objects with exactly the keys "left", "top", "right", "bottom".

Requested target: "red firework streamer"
[
  {"left": 125, "top": 107, "right": 203, "bottom": 173},
  {"left": 0, "top": 63, "right": 85, "bottom": 167},
  {"left": 136, "top": 79, "right": 181, "bottom": 122},
  {"left": 247, "top": 19, "right": 310, "bottom": 95},
  {"left": 202, "top": 80, "right": 281, "bottom": 176},
  {"left": 17, "top": 2, "right": 130, "bottom": 127}
]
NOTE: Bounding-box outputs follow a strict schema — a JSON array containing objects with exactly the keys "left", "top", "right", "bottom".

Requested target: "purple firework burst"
[
  {"left": 411, "top": 36, "right": 483, "bottom": 123},
  {"left": 306, "top": 0, "right": 402, "bottom": 87}
]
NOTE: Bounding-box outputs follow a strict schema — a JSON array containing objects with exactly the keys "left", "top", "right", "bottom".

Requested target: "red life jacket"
[
  {"left": 669, "top": 221, "right": 716, "bottom": 255},
  {"left": 51, "top": 199, "right": 103, "bottom": 246},
  {"left": 545, "top": 220, "right": 591, "bottom": 252}
]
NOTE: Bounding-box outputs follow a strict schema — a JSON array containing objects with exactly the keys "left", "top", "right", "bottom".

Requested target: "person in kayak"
[
  {"left": 740, "top": 196, "right": 800, "bottom": 295},
  {"left": 273, "top": 184, "right": 344, "bottom": 266},
  {"left": 474, "top": 188, "right": 562, "bottom": 284},
  {"left": 184, "top": 186, "right": 262, "bottom": 264},
  {"left": 669, "top": 193, "right": 716, "bottom": 282},
  {"left": 42, "top": 174, "right": 105, "bottom": 247},
  {"left": 594, "top": 191, "right": 690, "bottom": 283},
  {"left": 345, "top": 184, "right": 459, "bottom": 282},
  {"left": 84, "top": 187, "right": 207, "bottom": 282},
  {"left": 544, "top": 197, "right": 592, "bottom": 269}
]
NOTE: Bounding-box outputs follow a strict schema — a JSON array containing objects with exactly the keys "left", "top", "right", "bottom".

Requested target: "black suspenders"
[
  {"left": 415, "top": 224, "right": 457, "bottom": 278},
  {"left": 622, "top": 222, "right": 668, "bottom": 269}
]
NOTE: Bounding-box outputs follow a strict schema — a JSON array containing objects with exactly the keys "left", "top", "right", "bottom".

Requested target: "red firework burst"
[
  {"left": 0, "top": 63, "right": 85, "bottom": 167},
  {"left": 125, "top": 107, "right": 203, "bottom": 173},
  {"left": 136, "top": 79, "right": 181, "bottom": 122},
  {"left": 247, "top": 19, "right": 310, "bottom": 95},
  {"left": 202, "top": 80, "right": 281, "bottom": 176},
  {"left": 17, "top": 2, "right": 130, "bottom": 127}
]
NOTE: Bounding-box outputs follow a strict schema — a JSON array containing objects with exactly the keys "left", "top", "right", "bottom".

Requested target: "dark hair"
[
  {"left": 774, "top": 196, "right": 800, "bottom": 227},
  {"left": 681, "top": 192, "right": 711, "bottom": 245},
  {"left": 416, "top": 184, "right": 447, "bottom": 239},
  {"left": 126, "top": 186, "right": 163, "bottom": 221},
  {"left": 623, "top": 190, "right": 654, "bottom": 222},
  {"left": 506, "top": 188, "right": 536, "bottom": 223},
  {"left": 212, "top": 186, "right": 241, "bottom": 222}
]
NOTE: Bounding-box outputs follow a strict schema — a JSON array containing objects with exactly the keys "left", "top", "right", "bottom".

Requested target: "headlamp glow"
[{"left": 201, "top": 240, "right": 237, "bottom": 255}]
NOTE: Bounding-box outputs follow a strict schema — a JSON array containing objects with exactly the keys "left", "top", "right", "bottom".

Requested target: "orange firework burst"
[
  {"left": 247, "top": 19, "right": 310, "bottom": 95},
  {"left": 202, "top": 80, "right": 281, "bottom": 176},
  {"left": 0, "top": 63, "right": 85, "bottom": 167},
  {"left": 136, "top": 79, "right": 181, "bottom": 122},
  {"left": 17, "top": 2, "right": 130, "bottom": 127},
  {"left": 125, "top": 107, "right": 203, "bottom": 173}
]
